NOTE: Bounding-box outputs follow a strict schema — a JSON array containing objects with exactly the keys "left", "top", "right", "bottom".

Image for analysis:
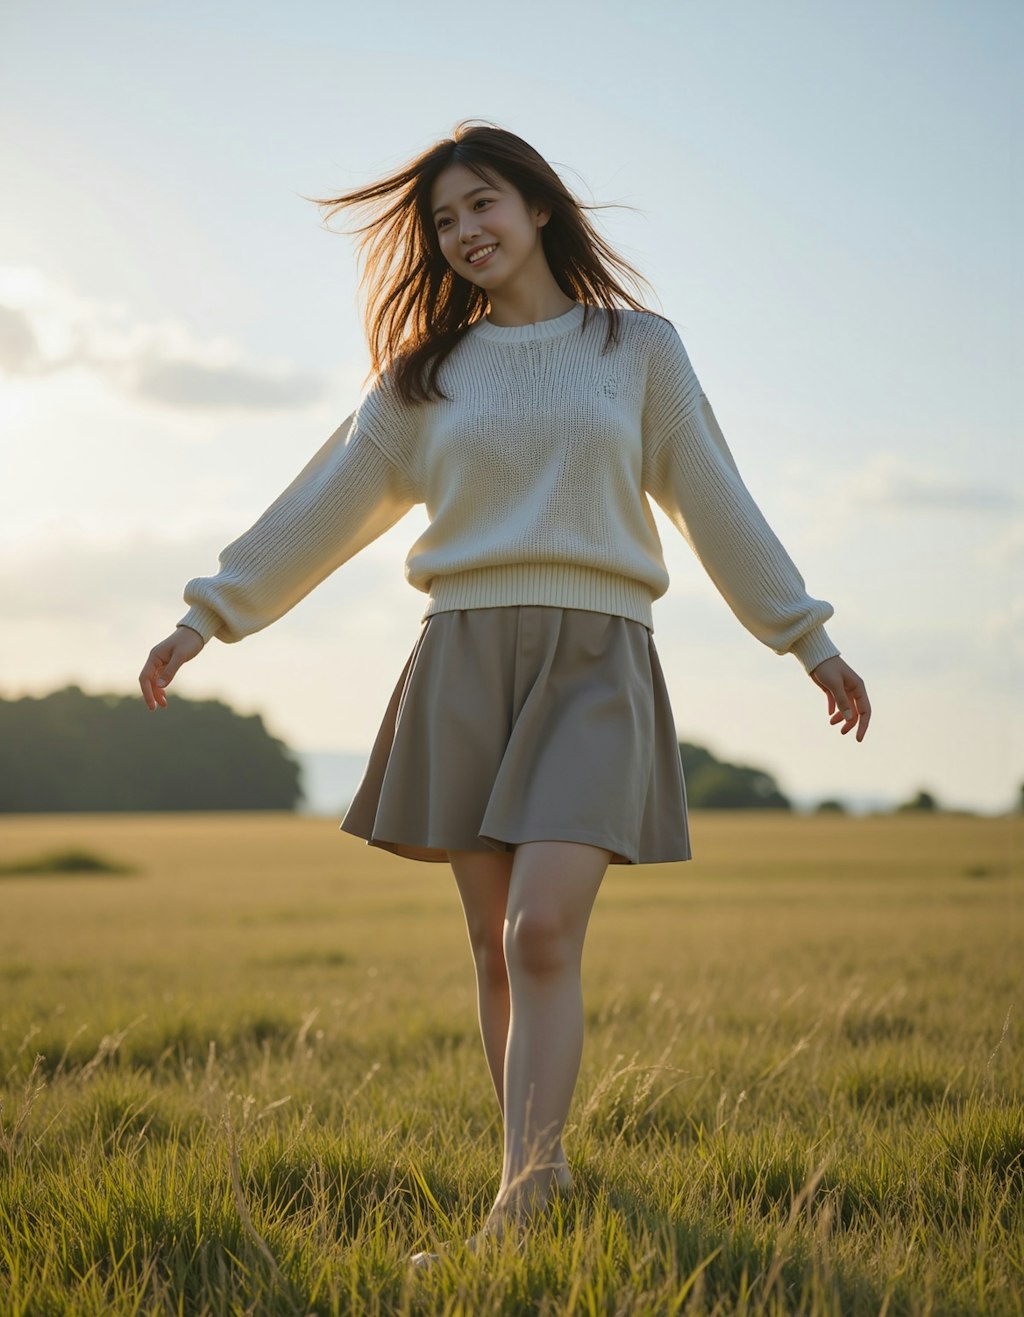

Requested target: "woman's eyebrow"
[{"left": 432, "top": 185, "right": 497, "bottom": 217}]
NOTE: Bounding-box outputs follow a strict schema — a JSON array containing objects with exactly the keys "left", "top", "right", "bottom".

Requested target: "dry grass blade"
[
  {"left": 0, "top": 1053, "right": 47, "bottom": 1170},
  {"left": 221, "top": 1099, "right": 299, "bottom": 1312}
]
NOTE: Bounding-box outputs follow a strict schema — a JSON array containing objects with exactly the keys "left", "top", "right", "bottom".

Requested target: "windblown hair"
[{"left": 305, "top": 120, "right": 665, "bottom": 404}]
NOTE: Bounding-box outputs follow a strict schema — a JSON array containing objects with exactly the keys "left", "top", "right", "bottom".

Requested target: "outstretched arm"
[
  {"left": 177, "top": 384, "right": 419, "bottom": 645},
  {"left": 641, "top": 318, "right": 871, "bottom": 740},
  {"left": 642, "top": 319, "right": 838, "bottom": 673}
]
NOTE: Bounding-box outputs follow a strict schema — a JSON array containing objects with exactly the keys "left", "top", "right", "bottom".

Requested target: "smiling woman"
[
  {"left": 138, "top": 117, "right": 870, "bottom": 1268},
  {"left": 428, "top": 165, "right": 567, "bottom": 321},
  {"left": 301, "top": 118, "right": 661, "bottom": 402}
]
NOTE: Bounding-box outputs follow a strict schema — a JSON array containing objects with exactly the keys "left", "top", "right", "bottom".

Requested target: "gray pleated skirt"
[{"left": 339, "top": 605, "right": 691, "bottom": 866}]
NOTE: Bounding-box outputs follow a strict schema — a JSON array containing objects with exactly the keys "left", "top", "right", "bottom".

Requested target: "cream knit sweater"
[{"left": 177, "top": 303, "right": 839, "bottom": 674}]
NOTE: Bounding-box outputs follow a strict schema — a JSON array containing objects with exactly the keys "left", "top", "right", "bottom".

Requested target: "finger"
[
  {"left": 139, "top": 667, "right": 166, "bottom": 711},
  {"left": 140, "top": 652, "right": 171, "bottom": 709},
  {"left": 155, "top": 643, "right": 188, "bottom": 685},
  {"left": 841, "top": 677, "right": 871, "bottom": 741},
  {"left": 831, "top": 689, "right": 856, "bottom": 730},
  {"left": 156, "top": 661, "right": 179, "bottom": 689},
  {"left": 821, "top": 681, "right": 848, "bottom": 721},
  {"left": 854, "top": 694, "right": 872, "bottom": 742},
  {"left": 831, "top": 695, "right": 863, "bottom": 737}
]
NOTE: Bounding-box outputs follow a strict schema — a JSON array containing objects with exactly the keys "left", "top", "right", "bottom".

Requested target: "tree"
[
  {"left": 895, "top": 788, "right": 940, "bottom": 813},
  {"left": 0, "top": 686, "right": 301, "bottom": 812},
  {"left": 678, "top": 741, "right": 791, "bottom": 810}
]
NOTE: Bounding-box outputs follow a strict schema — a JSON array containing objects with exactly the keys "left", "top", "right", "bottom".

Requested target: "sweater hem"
[{"left": 419, "top": 565, "right": 656, "bottom": 630}]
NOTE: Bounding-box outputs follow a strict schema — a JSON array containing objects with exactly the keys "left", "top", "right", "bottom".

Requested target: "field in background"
[{"left": 0, "top": 811, "right": 1021, "bottom": 1315}]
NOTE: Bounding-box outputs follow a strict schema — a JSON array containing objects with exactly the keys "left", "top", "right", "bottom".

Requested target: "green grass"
[{"left": 0, "top": 809, "right": 1020, "bottom": 1315}]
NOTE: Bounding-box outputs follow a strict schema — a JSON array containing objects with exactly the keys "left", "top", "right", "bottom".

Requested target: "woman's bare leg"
[
  {"left": 448, "top": 849, "right": 513, "bottom": 1108},
  {"left": 447, "top": 849, "right": 572, "bottom": 1188},
  {"left": 489, "top": 839, "right": 612, "bottom": 1229}
]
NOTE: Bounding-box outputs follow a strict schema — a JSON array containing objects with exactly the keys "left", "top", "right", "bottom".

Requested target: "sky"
[{"left": 0, "top": 0, "right": 1020, "bottom": 813}]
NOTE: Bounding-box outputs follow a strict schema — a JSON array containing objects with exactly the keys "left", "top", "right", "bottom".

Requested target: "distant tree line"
[
  {"left": 678, "top": 741, "right": 791, "bottom": 810},
  {"left": 896, "top": 789, "right": 941, "bottom": 813},
  {"left": 0, "top": 686, "right": 301, "bottom": 812},
  {"left": 1, "top": 687, "right": 802, "bottom": 814}
]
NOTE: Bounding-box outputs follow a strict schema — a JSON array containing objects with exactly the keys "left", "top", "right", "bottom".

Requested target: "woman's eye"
[{"left": 437, "top": 199, "right": 492, "bottom": 232}]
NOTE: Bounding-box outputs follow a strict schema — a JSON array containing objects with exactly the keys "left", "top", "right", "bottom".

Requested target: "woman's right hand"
[{"left": 139, "top": 626, "right": 206, "bottom": 710}]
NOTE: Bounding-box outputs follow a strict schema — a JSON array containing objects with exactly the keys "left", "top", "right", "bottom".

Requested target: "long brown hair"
[{"left": 305, "top": 120, "right": 665, "bottom": 404}]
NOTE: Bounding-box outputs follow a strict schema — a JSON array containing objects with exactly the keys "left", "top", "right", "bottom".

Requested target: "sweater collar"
[{"left": 469, "top": 302, "right": 587, "bottom": 344}]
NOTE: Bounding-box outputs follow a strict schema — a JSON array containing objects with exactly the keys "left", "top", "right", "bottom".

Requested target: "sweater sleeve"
[
  {"left": 176, "top": 379, "right": 420, "bottom": 644},
  {"left": 641, "top": 320, "right": 839, "bottom": 674}
]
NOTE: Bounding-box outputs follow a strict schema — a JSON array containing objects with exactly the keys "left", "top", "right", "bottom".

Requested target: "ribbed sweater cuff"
[
  {"left": 176, "top": 605, "right": 224, "bottom": 644},
  {"left": 423, "top": 564, "right": 656, "bottom": 630},
  {"left": 790, "top": 626, "right": 840, "bottom": 674}
]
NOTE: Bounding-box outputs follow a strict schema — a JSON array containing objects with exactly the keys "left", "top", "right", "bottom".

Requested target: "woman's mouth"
[{"left": 467, "top": 244, "right": 498, "bottom": 267}]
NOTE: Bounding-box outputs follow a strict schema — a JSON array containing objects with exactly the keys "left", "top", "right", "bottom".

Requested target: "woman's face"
[{"left": 430, "top": 161, "right": 550, "bottom": 293}]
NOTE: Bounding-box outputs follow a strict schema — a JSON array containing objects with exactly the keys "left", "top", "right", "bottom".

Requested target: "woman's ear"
[{"left": 533, "top": 202, "right": 552, "bottom": 229}]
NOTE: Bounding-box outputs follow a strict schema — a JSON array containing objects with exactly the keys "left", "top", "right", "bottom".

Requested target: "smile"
[{"left": 467, "top": 244, "right": 498, "bottom": 266}]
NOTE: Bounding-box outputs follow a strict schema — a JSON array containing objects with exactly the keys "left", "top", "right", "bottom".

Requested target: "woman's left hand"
[{"left": 809, "top": 656, "right": 871, "bottom": 742}]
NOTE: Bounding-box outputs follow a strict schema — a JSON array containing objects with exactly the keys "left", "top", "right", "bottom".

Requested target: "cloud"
[
  {"left": 0, "top": 304, "right": 40, "bottom": 374},
  {"left": 848, "top": 454, "right": 1018, "bottom": 513},
  {"left": 107, "top": 354, "right": 323, "bottom": 410},
  {"left": 0, "top": 530, "right": 403, "bottom": 627},
  {"left": 979, "top": 598, "right": 1024, "bottom": 669},
  {"left": 0, "top": 265, "right": 324, "bottom": 412},
  {"left": 977, "top": 521, "right": 1024, "bottom": 569},
  {"left": 0, "top": 533, "right": 209, "bottom": 624}
]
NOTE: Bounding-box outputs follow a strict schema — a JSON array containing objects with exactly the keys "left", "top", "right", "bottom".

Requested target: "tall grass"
[{"left": 0, "top": 810, "right": 1020, "bottom": 1314}]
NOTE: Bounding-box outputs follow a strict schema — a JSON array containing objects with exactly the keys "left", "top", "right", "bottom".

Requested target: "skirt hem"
[{"left": 339, "top": 819, "right": 693, "bottom": 867}]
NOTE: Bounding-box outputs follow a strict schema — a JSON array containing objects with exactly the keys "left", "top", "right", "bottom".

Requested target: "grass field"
[{"left": 0, "top": 810, "right": 1020, "bottom": 1316}]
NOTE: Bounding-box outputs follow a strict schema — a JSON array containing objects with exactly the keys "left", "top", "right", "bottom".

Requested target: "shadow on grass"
[
  {"left": 0, "top": 847, "right": 138, "bottom": 877},
  {"left": 4, "top": 1008, "right": 308, "bottom": 1082},
  {"left": 598, "top": 1173, "right": 947, "bottom": 1317}
]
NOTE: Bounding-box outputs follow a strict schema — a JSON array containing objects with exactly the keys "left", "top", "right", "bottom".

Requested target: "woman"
[{"left": 138, "top": 120, "right": 870, "bottom": 1261}]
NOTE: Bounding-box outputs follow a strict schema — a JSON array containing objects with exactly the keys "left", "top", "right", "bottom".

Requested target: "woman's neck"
[{"left": 484, "top": 290, "right": 578, "bottom": 329}]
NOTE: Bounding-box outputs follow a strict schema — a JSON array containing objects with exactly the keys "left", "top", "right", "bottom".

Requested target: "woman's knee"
[
  {"left": 503, "top": 840, "right": 610, "bottom": 980},
  {"left": 504, "top": 905, "right": 578, "bottom": 979},
  {"left": 449, "top": 849, "right": 513, "bottom": 985},
  {"left": 459, "top": 912, "right": 510, "bottom": 989},
  {"left": 474, "top": 936, "right": 510, "bottom": 990}
]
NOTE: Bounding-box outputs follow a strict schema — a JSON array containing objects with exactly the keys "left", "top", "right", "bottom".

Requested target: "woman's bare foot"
[
  {"left": 553, "top": 1159, "right": 574, "bottom": 1192},
  {"left": 552, "top": 1141, "right": 574, "bottom": 1192},
  {"left": 408, "top": 1219, "right": 522, "bottom": 1269},
  {"left": 409, "top": 1151, "right": 572, "bottom": 1269}
]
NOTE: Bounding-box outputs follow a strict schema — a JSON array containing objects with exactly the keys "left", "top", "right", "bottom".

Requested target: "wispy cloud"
[
  {"left": 0, "top": 304, "right": 40, "bottom": 374},
  {"left": 0, "top": 533, "right": 216, "bottom": 624},
  {"left": 848, "top": 454, "right": 1017, "bottom": 513},
  {"left": 0, "top": 530, "right": 401, "bottom": 626},
  {"left": 0, "top": 266, "right": 324, "bottom": 411},
  {"left": 976, "top": 521, "right": 1024, "bottom": 569}
]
